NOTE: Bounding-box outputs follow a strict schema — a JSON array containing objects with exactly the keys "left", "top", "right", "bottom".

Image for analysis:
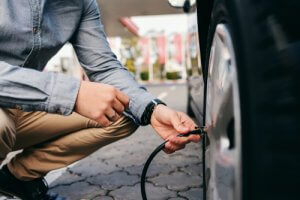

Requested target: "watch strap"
[{"left": 140, "top": 99, "right": 166, "bottom": 125}]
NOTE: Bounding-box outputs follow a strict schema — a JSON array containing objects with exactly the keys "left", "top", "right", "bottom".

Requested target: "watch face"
[{"left": 152, "top": 100, "right": 158, "bottom": 105}]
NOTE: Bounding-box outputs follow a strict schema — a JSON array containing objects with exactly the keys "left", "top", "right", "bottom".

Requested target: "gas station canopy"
[{"left": 97, "top": 0, "right": 183, "bottom": 37}]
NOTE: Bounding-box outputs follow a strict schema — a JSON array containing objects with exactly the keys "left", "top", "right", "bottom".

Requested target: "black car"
[{"left": 169, "top": 0, "right": 300, "bottom": 200}]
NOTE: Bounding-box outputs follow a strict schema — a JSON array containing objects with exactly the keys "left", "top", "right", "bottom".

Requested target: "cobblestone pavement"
[{"left": 0, "top": 84, "right": 203, "bottom": 200}]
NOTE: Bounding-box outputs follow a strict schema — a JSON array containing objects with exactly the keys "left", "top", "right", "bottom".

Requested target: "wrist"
[
  {"left": 150, "top": 104, "right": 166, "bottom": 125},
  {"left": 140, "top": 99, "right": 166, "bottom": 126}
]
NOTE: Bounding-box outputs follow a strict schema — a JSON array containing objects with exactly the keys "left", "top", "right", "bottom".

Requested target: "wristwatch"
[{"left": 140, "top": 99, "right": 166, "bottom": 125}]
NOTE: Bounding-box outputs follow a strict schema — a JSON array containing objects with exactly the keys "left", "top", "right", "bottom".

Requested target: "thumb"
[{"left": 171, "top": 113, "right": 189, "bottom": 133}]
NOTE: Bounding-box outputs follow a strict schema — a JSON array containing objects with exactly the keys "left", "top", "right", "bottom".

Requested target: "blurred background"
[{"left": 45, "top": 0, "right": 199, "bottom": 84}]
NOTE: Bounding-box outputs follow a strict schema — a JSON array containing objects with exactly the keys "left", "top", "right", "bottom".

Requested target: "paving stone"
[
  {"left": 149, "top": 171, "right": 202, "bottom": 191},
  {"left": 69, "top": 159, "right": 121, "bottom": 177},
  {"left": 123, "top": 165, "right": 143, "bottom": 176},
  {"left": 84, "top": 131, "right": 163, "bottom": 169},
  {"left": 105, "top": 152, "right": 150, "bottom": 168},
  {"left": 45, "top": 168, "right": 67, "bottom": 185},
  {"left": 48, "top": 171, "right": 84, "bottom": 188},
  {"left": 179, "top": 188, "right": 203, "bottom": 200},
  {"left": 154, "top": 153, "right": 201, "bottom": 169},
  {"left": 110, "top": 183, "right": 177, "bottom": 200},
  {"left": 90, "top": 146, "right": 123, "bottom": 161},
  {"left": 87, "top": 171, "right": 139, "bottom": 190},
  {"left": 124, "top": 162, "right": 175, "bottom": 177},
  {"left": 174, "top": 143, "right": 202, "bottom": 158},
  {"left": 180, "top": 163, "right": 203, "bottom": 176},
  {"left": 50, "top": 181, "right": 105, "bottom": 200},
  {"left": 92, "top": 196, "right": 114, "bottom": 200}
]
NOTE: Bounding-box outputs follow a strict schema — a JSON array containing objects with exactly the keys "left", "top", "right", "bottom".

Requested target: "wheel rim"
[{"left": 206, "top": 24, "right": 241, "bottom": 200}]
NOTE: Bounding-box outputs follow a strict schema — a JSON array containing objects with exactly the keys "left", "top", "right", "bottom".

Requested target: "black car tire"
[{"left": 204, "top": 0, "right": 300, "bottom": 200}]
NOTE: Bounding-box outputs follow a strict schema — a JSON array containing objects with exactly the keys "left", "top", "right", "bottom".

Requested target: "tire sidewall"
[{"left": 204, "top": 1, "right": 249, "bottom": 200}]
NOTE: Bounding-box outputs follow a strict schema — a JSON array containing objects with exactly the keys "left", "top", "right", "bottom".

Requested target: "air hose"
[{"left": 140, "top": 127, "right": 207, "bottom": 200}]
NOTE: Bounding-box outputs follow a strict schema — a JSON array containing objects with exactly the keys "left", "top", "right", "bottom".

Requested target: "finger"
[
  {"left": 172, "top": 143, "right": 185, "bottom": 151},
  {"left": 186, "top": 121, "right": 197, "bottom": 131},
  {"left": 165, "top": 141, "right": 185, "bottom": 152},
  {"left": 188, "top": 134, "right": 201, "bottom": 143},
  {"left": 116, "top": 89, "right": 129, "bottom": 108},
  {"left": 179, "top": 112, "right": 197, "bottom": 130},
  {"left": 163, "top": 143, "right": 175, "bottom": 154},
  {"left": 113, "top": 99, "right": 125, "bottom": 114},
  {"left": 169, "top": 131, "right": 201, "bottom": 145},
  {"left": 97, "top": 116, "right": 111, "bottom": 127},
  {"left": 168, "top": 135, "right": 190, "bottom": 146},
  {"left": 163, "top": 148, "right": 175, "bottom": 154},
  {"left": 177, "top": 113, "right": 202, "bottom": 143},
  {"left": 105, "top": 108, "right": 120, "bottom": 122},
  {"left": 112, "top": 112, "right": 120, "bottom": 122},
  {"left": 171, "top": 113, "right": 189, "bottom": 134}
]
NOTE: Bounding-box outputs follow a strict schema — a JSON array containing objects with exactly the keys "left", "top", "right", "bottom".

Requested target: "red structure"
[{"left": 119, "top": 17, "right": 140, "bottom": 36}]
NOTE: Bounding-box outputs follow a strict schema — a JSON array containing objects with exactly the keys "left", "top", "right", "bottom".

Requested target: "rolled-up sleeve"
[
  {"left": 71, "top": 0, "right": 155, "bottom": 124},
  {"left": 0, "top": 61, "right": 81, "bottom": 115}
]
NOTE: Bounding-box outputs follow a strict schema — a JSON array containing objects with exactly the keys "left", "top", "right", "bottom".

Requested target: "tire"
[{"left": 204, "top": 1, "right": 300, "bottom": 200}]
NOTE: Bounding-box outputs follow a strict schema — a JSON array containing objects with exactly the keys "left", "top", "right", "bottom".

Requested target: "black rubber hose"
[
  {"left": 140, "top": 141, "right": 167, "bottom": 200},
  {"left": 202, "top": 133, "right": 207, "bottom": 200},
  {"left": 140, "top": 128, "right": 206, "bottom": 200}
]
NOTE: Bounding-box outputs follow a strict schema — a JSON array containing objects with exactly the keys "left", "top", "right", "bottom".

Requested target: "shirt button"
[{"left": 15, "top": 105, "right": 23, "bottom": 110}]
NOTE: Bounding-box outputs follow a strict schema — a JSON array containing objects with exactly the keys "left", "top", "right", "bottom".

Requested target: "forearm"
[
  {"left": 0, "top": 61, "right": 80, "bottom": 115},
  {"left": 72, "top": 0, "right": 155, "bottom": 124}
]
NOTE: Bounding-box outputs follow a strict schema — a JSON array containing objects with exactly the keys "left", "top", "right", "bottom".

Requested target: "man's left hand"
[{"left": 150, "top": 105, "right": 201, "bottom": 154}]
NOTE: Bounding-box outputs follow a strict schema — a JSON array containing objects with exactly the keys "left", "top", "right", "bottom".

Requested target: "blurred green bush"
[
  {"left": 140, "top": 71, "right": 149, "bottom": 81},
  {"left": 166, "top": 71, "right": 181, "bottom": 80}
]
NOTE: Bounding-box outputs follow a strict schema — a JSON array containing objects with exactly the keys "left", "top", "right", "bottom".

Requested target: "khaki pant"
[{"left": 0, "top": 108, "right": 138, "bottom": 181}]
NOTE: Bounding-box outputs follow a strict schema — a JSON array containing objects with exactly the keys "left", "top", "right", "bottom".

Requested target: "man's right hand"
[{"left": 75, "top": 81, "right": 129, "bottom": 127}]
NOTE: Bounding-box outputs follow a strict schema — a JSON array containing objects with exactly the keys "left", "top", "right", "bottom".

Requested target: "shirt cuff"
[
  {"left": 47, "top": 73, "right": 81, "bottom": 115},
  {"left": 128, "top": 91, "right": 155, "bottom": 125}
]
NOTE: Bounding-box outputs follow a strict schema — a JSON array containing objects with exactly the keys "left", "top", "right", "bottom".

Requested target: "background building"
[{"left": 45, "top": 1, "right": 189, "bottom": 83}]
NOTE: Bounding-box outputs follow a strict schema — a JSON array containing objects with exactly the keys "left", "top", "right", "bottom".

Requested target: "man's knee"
[
  {"left": 32, "top": 115, "right": 139, "bottom": 161},
  {"left": 0, "top": 109, "right": 16, "bottom": 159}
]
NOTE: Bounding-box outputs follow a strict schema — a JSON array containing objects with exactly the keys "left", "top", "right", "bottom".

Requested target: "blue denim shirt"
[{"left": 0, "top": 0, "right": 155, "bottom": 124}]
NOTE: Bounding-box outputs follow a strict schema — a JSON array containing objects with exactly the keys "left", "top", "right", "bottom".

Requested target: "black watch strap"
[{"left": 140, "top": 99, "right": 166, "bottom": 126}]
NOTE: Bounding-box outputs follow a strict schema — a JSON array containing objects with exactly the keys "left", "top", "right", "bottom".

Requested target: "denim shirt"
[{"left": 0, "top": 0, "right": 155, "bottom": 124}]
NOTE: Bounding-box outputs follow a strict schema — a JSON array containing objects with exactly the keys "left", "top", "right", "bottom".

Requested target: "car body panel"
[
  {"left": 186, "top": 5, "right": 205, "bottom": 125},
  {"left": 196, "top": 0, "right": 214, "bottom": 69}
]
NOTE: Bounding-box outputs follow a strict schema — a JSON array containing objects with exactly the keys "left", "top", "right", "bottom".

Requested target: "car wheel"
[
  {"left": 204, "top": 0, "right": 300, "bottom": 200},
  {"left": 205, "top": 22, "right": 241, "bottom": 200}
]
